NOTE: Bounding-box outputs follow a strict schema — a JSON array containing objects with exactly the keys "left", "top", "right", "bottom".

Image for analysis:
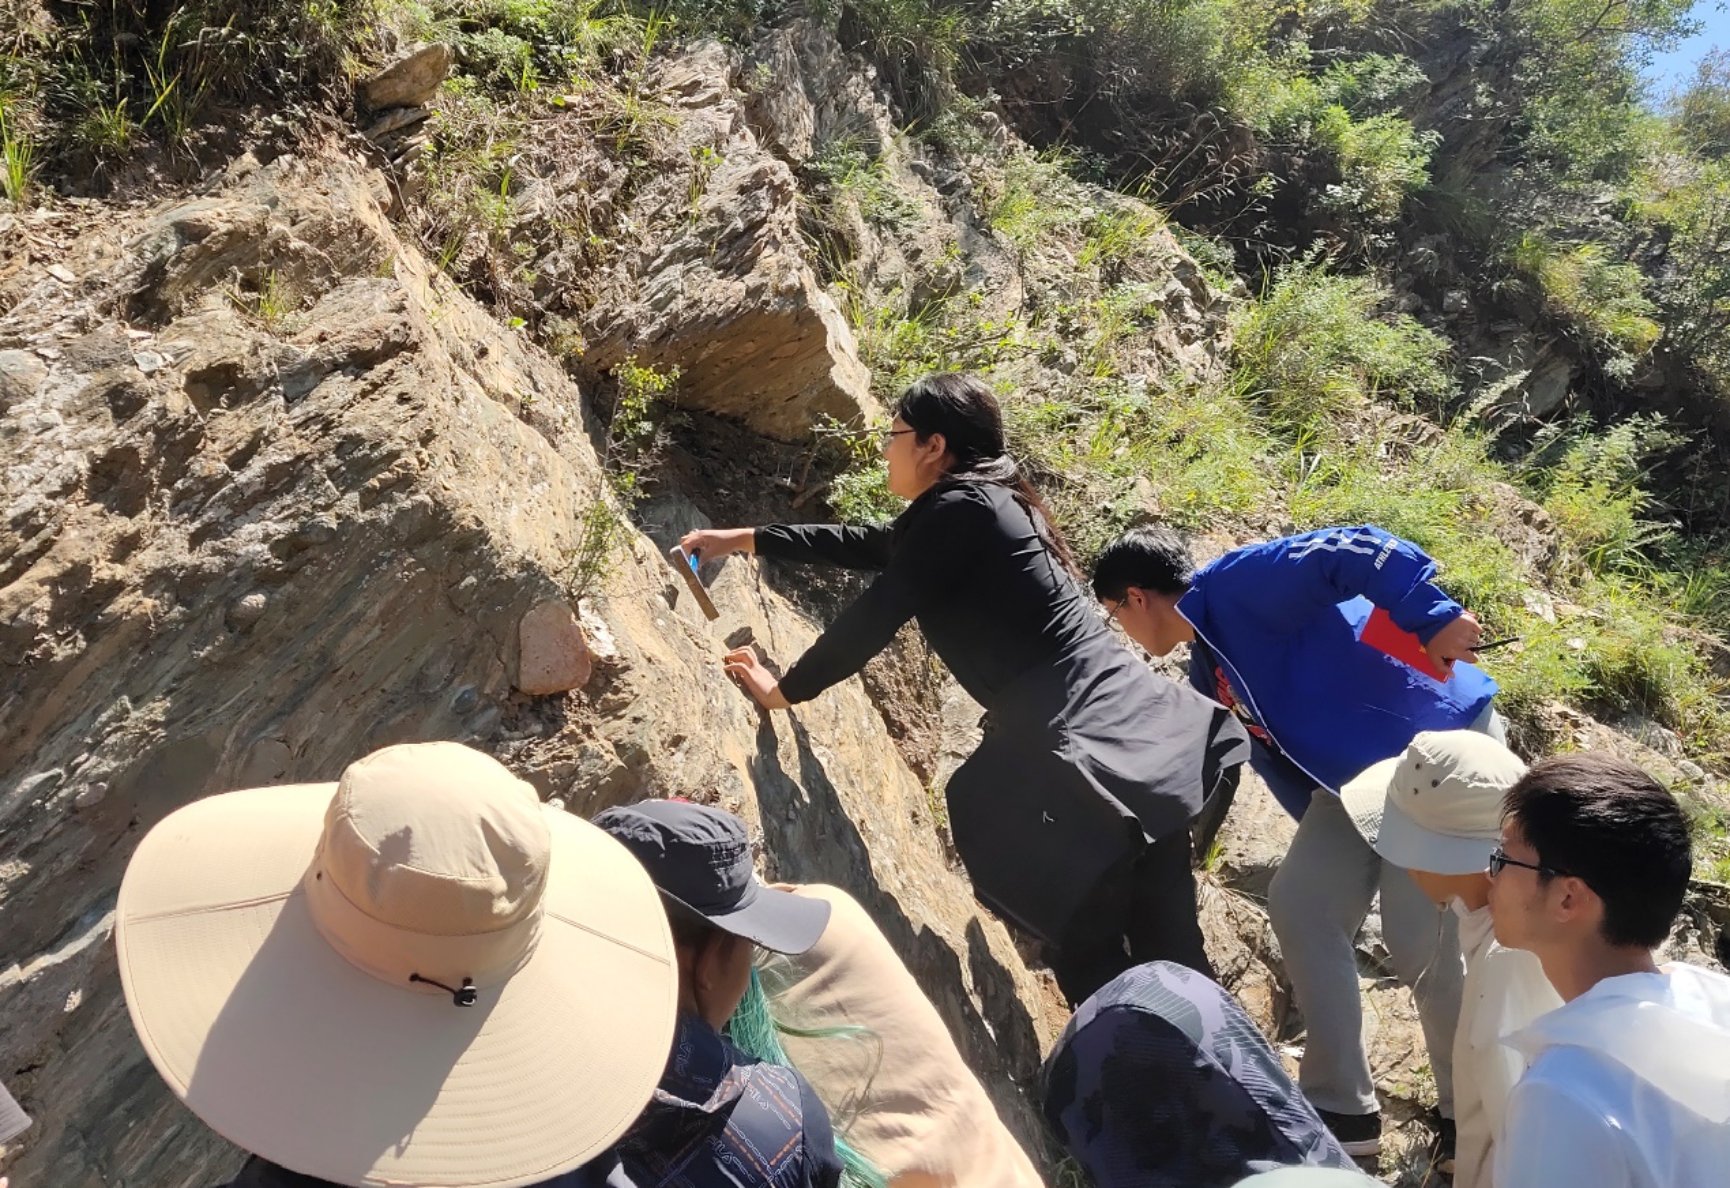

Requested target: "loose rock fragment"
[{"left": 517, "top": 599, "right": 593, "bottom": 695}]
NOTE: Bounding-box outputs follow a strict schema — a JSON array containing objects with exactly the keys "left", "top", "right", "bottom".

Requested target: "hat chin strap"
[
  {"left": 409, "top": 972, "right": 480, "bottom": 1006},
  {"left": 302, "top": 861, "right": 541, "bottom": 996}
]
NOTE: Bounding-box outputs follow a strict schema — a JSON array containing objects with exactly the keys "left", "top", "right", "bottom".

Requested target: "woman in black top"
[{"left": 681, "top": 374, "right": 1248, "bottom": 1005}]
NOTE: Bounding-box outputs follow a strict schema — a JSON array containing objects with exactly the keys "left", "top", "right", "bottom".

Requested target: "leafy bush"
[
  {"left": 443, "top": 0, "right": 642, "bottom": 91},
  {"left": 567, "top": 357, "right": 677, "bottom": 599},
  {"left": 847, "top": 286, "right": 1028, "bottom": 396},
  {"left": 1677, "top": 48, "right": 1730, "bottom": 160},
  {"left": 984, "top": 148, "right": 1090, "bottom": 252},
  {"left": 1314, "top": 110, "right": 1437, "bottom": 224},
  {"left": 1633, "top": 156, "right": 1730, "bottom": 390},
  {"left": 1060, "top": 0, "right": 1236, "bottom": 106},
  {"left": 1500, "top": 0, "right": 1695, "bottom": 183},
  {"left": 809, "top": 136, "right": 920, "bottom": 226},
  {"left": 1229, "top": 258, "right": 1455, "bottom": 431},
  {"left": 1078, "top": 205, "right": 1168, "bottom": 283},
  {"left": 1526, "top": 417, "right": 1680, "bottom": 579},
  {"left": 85, "top": 3, "right": 363, "bottom": 132},
  {"left": 1509, "top": 233, "right": 1664, "bottom": 365},
  {"left": 837, "top": 0, "right": 966, "bottom": 124},
  {"left": 0, "top": 99, "right": 32, "bottom": 205},
  {"left": 1242, "top": 53, "right": 1437, "bottom": 227},
  {"left": 0, "top": 0, "right": 375, "bottom": 188},
  {"left": 814, "top": 417, "right": 906, "bottom": 524}
]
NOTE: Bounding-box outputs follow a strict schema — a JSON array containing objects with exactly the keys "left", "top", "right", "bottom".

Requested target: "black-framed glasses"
[
  {"left": 1100, "top": 596, "right": 1128, "bottom": 627},
  {"left": 1487, "top": 846, "right": 1567, "bottom": 878},
  {"left": 880, "top": 428, "right": 915, "bottom": 447}
]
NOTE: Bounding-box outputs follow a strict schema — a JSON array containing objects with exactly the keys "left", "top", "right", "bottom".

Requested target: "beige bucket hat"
[
  {"left": 1339, "top": 730, "right": 1527, "bottom": 876},
  {"left": 116, "top": 741, "right": 678, "bottom": 1188}
]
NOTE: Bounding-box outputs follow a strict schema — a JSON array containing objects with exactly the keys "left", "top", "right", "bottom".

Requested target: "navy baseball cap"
[{"left": 593, "top": 801, "right": 830, "bottom": 955}]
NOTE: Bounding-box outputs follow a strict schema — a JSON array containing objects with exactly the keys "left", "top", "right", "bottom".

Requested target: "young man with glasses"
[{"left": 1488, "top": 753, "right": 1730, "bottom": 1188}]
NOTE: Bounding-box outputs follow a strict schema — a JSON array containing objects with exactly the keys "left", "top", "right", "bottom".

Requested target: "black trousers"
[
  {"left": 1190, "top": 761, "right": 1241, "bottom": 865},
  {"left": 1044, "top": 826, "right": 1215, "bottom": 1008}
]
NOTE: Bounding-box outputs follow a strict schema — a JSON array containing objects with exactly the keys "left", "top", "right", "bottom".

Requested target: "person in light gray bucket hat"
[{"left": 1338, "top": 730, "right": 1557, "bottom": 1188}]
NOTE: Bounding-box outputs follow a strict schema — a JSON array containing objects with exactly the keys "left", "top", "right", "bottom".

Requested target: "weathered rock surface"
[
  {"left": 505, "top": 35, "right": 879, "bottom": 441},
  {"left": 0, "top": 151, "right": 1059, "bottom": 1185},
  {"left": 6, "top": 25, "right": 1716, "bottom": 1188},
  {"left": 359, "top": 43, "right": 452, "bottom": 112},
  {"left": 741, "top": 20, "right": 886, "bottom": 170}
]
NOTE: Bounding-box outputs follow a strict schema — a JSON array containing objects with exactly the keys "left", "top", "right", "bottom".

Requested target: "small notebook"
[{"left": 1359, "top": 605, "right": 1450, "bottom": 682}]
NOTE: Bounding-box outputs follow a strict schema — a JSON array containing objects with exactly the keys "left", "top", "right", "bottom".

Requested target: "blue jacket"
[{"left": 1180, "top": 525, "right": 1496, "bottom": 817}]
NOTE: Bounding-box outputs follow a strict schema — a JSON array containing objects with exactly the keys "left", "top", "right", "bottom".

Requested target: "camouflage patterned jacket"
[{"left": 1041, "top": 961, "right": 1357, "bottom": 1188}]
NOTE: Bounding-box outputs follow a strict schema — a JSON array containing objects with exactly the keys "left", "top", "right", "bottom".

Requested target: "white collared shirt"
[
  {"left": 1494, "top": 963, "right": 1730, "bottom": 1188},
  {"left": 1449, "top": 900, "right": 1560, "bottom": 1188}
]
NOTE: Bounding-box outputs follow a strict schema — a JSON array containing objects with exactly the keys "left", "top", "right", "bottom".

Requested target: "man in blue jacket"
[{"left": 1092, "top": 524, "right": 1500, "bottom": 1164}]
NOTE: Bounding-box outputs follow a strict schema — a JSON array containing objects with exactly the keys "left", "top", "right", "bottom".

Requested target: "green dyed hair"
[{"left": 727, "top": 968, "right": 889, "bottom": 1188}]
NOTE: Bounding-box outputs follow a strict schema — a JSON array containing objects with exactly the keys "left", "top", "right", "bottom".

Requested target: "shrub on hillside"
[
  {"left": 1633, "top": 155, "right": 1730, "bottom": 392},
  {"left": 838, "top": 0, "right": 966, "bottom": 124},
  {"left": 1526, "top": 417, "right": 1679, "bottom": 580},
  {"left": 1509, "top": 233, "right": 1664, "bottom": 368},
  {"left": 1230, "top": 258, "right": 1454, "bottom": 430},
  {"left": 1677, "top": 48, "right": 1730, "bottom": 161},
  {"left": 0, "top": 0, "right": 376, "bottom": 191},
  {"left": 1244, "top": 53, "right": 1436, "bottom": 227}
]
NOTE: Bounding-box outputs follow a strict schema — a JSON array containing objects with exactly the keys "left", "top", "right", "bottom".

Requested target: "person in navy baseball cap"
[
  {"left": 594, "top": 800, "right": 842, "bottom": 1188},
  {"left": 594, "top": 800, "right": 831, "bottom": 954}
]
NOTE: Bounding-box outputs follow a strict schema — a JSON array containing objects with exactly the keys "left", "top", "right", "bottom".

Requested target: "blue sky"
[{"left": 1643, "top": 0, "right": 1729, "bottom": 97}]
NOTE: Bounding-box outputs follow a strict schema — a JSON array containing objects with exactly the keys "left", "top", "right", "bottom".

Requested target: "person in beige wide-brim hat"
[{"left": 115, "top": 741, "right": 679, "bottom": 1188}]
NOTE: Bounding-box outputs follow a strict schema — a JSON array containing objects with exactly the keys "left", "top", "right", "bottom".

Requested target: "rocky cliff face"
[
  {"left": 0, "top": 21, "right": 1296, "bottom": 1177},
  {"left": 0, "top": 139, "right": 1096, "bottom": 1183},
  {"left": 6, "top": 21, "right": 1721, "bottom": 1188}
]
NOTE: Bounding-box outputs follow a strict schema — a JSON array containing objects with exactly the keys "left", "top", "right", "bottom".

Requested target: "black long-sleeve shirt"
[
  {"left": 756, "top": 477, "right": 1249, "bottom": 938},
  {"left": 756, "top": 481, "right": 1102, "bottom": 706}
]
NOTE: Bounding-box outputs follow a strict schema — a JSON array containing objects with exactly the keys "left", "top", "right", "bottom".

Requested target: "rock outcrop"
[
  {"left": 358, "top": 43, "right": 453, "bottom": 113},
  {"left": 0, "top": 29, "right": 1297, "bottom": 1185},
  {"left": 9, "top": 23, "right": 1720, "bottom": 1188},
  {"left": 492, "top": 36, "right": 880, "bottom": 442},
  {"left": 0, "top": 150, "right": 1060, "bottom": 1185}
]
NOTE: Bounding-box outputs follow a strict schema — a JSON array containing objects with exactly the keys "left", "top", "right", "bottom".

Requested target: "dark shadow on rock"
[
  {"left": 745, "top": 708, "right": 1047, "bottom": 1144},
  {"left": 966, "top": 918, "right": 1044, "bottom": 1081}
]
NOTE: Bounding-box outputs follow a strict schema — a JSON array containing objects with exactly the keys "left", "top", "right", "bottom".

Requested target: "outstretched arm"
[
  {"left": 725, "top": 488, "right": 991, "bottom": 707},
  {"left": 678, "top": 523, "right": 895, "bottom": 570},
  {"left": 751, "top": 522, "right": 895, "bottom": 571},
  {"left": 1205, "top": 525, "right": 1483, "bottom": 672}
]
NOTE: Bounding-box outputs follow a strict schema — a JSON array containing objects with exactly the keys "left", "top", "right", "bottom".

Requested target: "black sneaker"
[
  {"left": 1318, "top": 1108, "right": 1383, "bottom": 1158},
  {"left": 1432, "top": 1115, "right": 1457, "bottom": 1175}
]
